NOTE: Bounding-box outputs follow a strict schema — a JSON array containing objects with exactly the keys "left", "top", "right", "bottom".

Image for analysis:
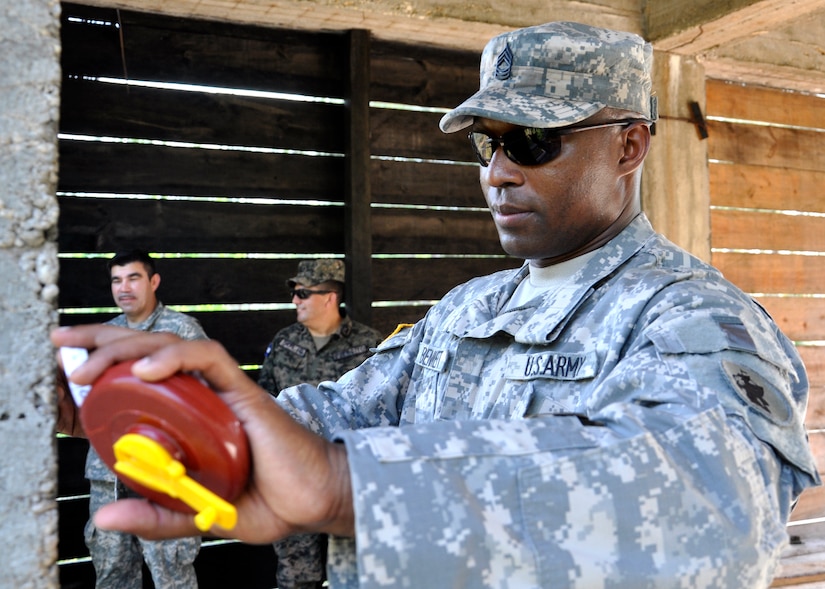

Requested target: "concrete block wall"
[{"left": 0, "top": 0, "right": 62, "bottom": 587}]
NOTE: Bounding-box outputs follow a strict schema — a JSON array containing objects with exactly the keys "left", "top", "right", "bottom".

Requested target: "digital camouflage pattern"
[
  {"left": 288, "top": 259, "right": 346, "bottom": 287},
  {"left": 85, "top": 301, "right": 207, "bottom": 589},
  {"left": 275, "top": 215, "right": 820, "bottom": 589},
  {"left": 440, "top": 21, "right": 657, "bottom": 133},
  {"left": 272, "top": 532, "right": 328, "bottom": 589},
  {"left": 259, "top": 313, "right": 382, "bottom": 588},
  {"left": 85, "top": 480, "right": 202, "bottom": 589},
  {"left": 258, "top": 315, "right": 382, "bottom": 395}
]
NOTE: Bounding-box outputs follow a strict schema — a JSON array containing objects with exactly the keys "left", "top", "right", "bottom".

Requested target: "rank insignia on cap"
[
  {"left": 722, "top": 360, "right": 791, "bottom": 424},
  {"left": 495, "top": 43, "right": 513, "bottom": 80}
]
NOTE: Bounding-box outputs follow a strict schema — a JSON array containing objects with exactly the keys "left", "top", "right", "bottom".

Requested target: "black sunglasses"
[
  {"left": 290, "top": 288, "right": 334, "bottom": 300},
  {"left": 468, "top": 119, "right": 649, "bottom": 167}
]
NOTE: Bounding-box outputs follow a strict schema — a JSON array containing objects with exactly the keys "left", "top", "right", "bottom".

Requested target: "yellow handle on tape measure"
[{"left": 113, "top": 433, "right": 237, "bottom": 532}]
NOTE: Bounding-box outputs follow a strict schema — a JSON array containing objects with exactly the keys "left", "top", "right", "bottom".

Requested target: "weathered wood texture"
[
  {"left": 642, "top": 51, "right": 710, "bottom": 260},
  {"left": 705, "top": 80, "right": 825, "bottom": 585},
  {"left": 57, "top": 2, "right": 513, "bottom": 336},
  {"left": 56, "top": 4, "right": 515, "bottom": 586}
]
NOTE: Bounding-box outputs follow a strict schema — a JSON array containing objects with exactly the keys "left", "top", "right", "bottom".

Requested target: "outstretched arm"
[{"left": 50, "top": 324, "right": 354, "bottom": 542}]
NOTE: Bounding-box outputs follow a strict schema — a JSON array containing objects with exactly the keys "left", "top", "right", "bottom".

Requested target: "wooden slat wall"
[
  {"left": 57, "top": 3, "right": 517, "bottom": 362},
  {"left": 57, "top": 5, "right": 825, "bottom": 586},
  {"left": 706, "top": 80, "right": 825, "bottom": 586},
  {"left": 56, "top": 3, "right": 518, "bottom": 586}
]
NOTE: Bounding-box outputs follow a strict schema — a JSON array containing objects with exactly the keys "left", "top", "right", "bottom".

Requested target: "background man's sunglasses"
[
  {"left": 468, "top": 119, "right": 650, "bottom": 167},
  {"left": 290, "top": 288, "right": 333, "bottom": 300}
]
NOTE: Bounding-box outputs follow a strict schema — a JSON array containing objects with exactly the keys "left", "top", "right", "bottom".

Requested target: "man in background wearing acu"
[
  {"left": 84, "top": 249, "right": 208, "bottom": 589},
  {"left": 257, "top": 258, "right": 382, "bottom": 589}
]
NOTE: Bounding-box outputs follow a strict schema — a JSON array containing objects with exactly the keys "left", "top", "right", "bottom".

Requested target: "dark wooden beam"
[{"left": 345, "top": 29, "right": 373, "bottom": 324}]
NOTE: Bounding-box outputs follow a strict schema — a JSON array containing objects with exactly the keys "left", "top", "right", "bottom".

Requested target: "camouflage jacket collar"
[{"left": 447, "top": 214, "right": 654, "bottom": 343}]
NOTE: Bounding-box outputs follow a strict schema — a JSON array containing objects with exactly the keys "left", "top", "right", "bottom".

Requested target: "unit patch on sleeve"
[{"left": 722, "top": 360, "right": 791, "bottom": 424}]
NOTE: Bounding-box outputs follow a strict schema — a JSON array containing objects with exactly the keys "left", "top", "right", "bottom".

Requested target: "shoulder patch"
[
  {"left": 715, "top": 316, "right": 757, "bottom": 354},
  {"left": 722, "top": 360, "right": 791, "bottom": 424}
]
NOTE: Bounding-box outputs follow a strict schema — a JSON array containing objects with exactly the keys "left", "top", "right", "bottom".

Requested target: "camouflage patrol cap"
[
  {"left": 287, "top": 259, "right": 345, "bottom": 287},
  {"left": 439, "top": 21, "right": 657, "bottom": 133}
]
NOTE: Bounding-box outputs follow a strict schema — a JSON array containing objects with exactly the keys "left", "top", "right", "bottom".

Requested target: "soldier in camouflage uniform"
[
  {"left": 258, "top": 259, "right": 382, "bottom": 589},
  {"left": 58, "top": 22, "right": 821, "bottom": 589},
  {"left": 85, "top": 250, "right": 207, "bottom": 589}
]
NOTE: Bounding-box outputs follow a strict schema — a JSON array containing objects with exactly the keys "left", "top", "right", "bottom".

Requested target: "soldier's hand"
[{"left": 50, "top": 325, "right": 354, "bottom": 543}]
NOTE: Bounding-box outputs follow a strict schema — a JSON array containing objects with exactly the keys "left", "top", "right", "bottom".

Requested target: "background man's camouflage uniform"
[
  {"left": 276, "top": 215, "right": 820, "bottom": 588},
  {"left": 258, "top": 316, "right": 382, "bottom": 395},
  {"left": 258, "top": 259, "right": 383, "bottom": 589},
  {"left": 85, "top": 302, "right": 207, "bottom": 589}
]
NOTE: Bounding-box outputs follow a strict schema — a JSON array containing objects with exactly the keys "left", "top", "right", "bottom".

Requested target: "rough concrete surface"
[{"left": 0, "top": 0, "right": 62, "bottom": 587}]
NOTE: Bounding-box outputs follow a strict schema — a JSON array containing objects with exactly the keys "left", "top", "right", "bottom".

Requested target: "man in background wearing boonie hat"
[
  {"left": 257, "top": 258, "right": 382, "bottom": 589},
  {"left": 67, "top": 22, "right": 819, "bottom": 589}
]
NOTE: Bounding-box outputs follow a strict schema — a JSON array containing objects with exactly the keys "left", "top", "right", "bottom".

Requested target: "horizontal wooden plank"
[
  {"left": 798, "top": 346, "right": 825, "bottom": 413},
  {"left": 57, "top": 140, "right": 345, "bottom": 199},
  {"left": 61, "top": 3, "right": 350, "bottom": 97},
  {"left": 57, "top": 496, "right": 89, "bottom": 561},
  {"left": 712, "top": 252, "right": 825, "bottom": 295},
  {"left": 61, "top": 4, "right": 481, "bottom": 111},
  {"left": 59, "top": 3, "right": 130, "bottom": 78},
  {"left": 57, "top": 196, "right": 344, "bottom": 254},
  {"left": 808, "top": 430, "right": 825, "bottom": 479},
  {"left": 707, "top": 80, "right": 825, "bottom": 131},
  {"left": 373, "top": 208, "right": 504, "bottom": 255},
  {"left": 373, "top": 256, "right": 520, "bottom": 300},
  {"left": 790, "top": 485, "right": 825, "bottom": 522},
  {"left": 707, "top": 120, "right": 825, "bottom": 173},
  {"left": 799, "top": 347, "right": 825, "bottom": 378},
  {"left": 710, "top": 162, "right": 825, "bottom": 213},
  {"left": 757, "top": 296, "right": 825, "bottom": 342},
  {"left": 370, "top": 107, "right": 473, "bottom": 162},
  {"left": 57, "top": 436, "right": 90, "bottom": 497},
  {"left": 370, "top": 39, "right": 481, "bottom": 109},
  {"left": 773, "top": 521, "right": 825, "bottom": 587},
  {"left": 57, "top": 198, "right": 503, "bottom": 259},
  {"left": 59, "top": 256, "right": 518, "bottom": 309},
  {"left": 57, "top": 132, "right": 473, "bottom": 203},
  {"left": 805, "top": 388, "right": 825, "bottom": 437},
  {"left": 59, "top": 77, "right": 346, "bottom": 151},
  {"left": 711, "top": 208, "right": 825, "bottom": 253},
  {"left": 371, "top": 158, "right": 482, "bottom": 208}
]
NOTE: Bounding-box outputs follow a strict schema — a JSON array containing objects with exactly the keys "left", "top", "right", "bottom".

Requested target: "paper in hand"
[{"left": 59, "top": 347, "right": 92, "bottom": 407}]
